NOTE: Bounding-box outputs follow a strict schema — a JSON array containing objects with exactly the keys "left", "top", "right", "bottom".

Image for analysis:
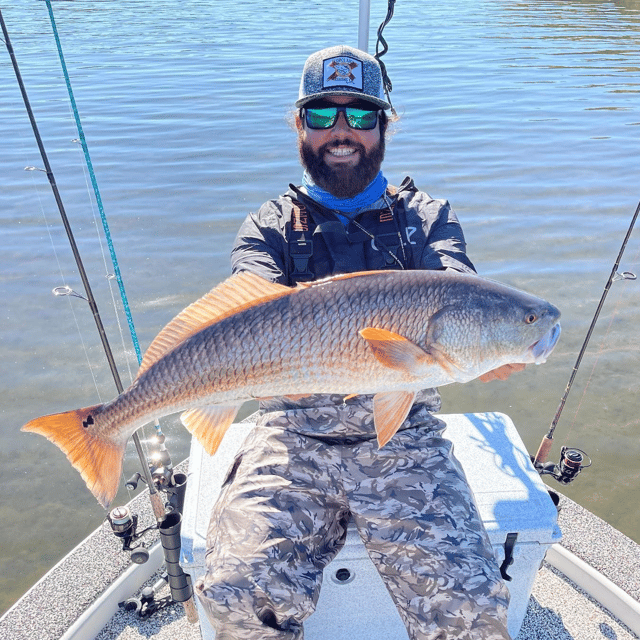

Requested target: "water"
[{"left": 1, "top": 0, "right": 639, "bottom": 616}]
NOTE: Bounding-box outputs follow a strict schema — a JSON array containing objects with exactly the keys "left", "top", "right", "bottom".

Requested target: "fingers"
[{"left": 479, "top": 363, "right": 526, "bottom": 382}]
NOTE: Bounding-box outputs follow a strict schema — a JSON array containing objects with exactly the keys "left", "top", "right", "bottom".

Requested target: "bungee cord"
[{"left": 374, "top": 0, "right": 397, "bottom": 115}]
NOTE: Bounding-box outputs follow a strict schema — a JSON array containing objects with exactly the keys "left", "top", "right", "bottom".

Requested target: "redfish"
[{"left": 22, "top": 270, "right": 560, "bottom": 508}]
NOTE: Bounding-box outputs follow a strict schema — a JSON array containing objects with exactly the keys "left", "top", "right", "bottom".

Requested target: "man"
[{"left": 196, "top": 45, "right": 518, "bottom": 639}]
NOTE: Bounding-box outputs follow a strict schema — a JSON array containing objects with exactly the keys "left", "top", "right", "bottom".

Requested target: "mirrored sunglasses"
[{"left": 303, "top": 105, "right": 379, "bottom": 130}]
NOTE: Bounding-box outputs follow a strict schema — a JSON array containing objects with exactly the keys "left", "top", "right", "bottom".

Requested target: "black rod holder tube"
[
  {"left": 158, "top": 512, "right": 193, "bottom": 603},
  {"left": 167, "top": 472, "right": 188, "bottom": 516}
]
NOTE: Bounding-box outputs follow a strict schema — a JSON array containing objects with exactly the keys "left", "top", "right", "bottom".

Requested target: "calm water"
[{"left": 1, "top": 0, "right": 640, "bottom": 616}]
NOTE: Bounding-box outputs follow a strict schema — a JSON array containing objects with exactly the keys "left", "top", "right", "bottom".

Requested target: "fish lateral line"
[{"left": 134, "top": 270, "right": 390, "bottom": 382}]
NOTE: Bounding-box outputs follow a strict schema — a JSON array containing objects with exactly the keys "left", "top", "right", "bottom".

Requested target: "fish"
[{"left": 22, "top": 269, "right": 561, "bottom": 508}]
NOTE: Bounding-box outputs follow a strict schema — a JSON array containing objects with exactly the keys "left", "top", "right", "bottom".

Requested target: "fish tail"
[{"left": 22, "top": 404, "right": 125, "bottom": 509}]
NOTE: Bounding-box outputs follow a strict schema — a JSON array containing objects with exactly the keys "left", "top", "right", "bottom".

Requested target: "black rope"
[{"left": 374, "top": 0, "right": 397, "bottom": 115}]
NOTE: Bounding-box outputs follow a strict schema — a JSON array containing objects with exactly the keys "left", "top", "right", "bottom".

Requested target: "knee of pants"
[
  {"left": 194, "top": 564, "right": 318, "bottom": 634},
  {"left": 398, "top": 572, "right": 511, "bottom": 640}
]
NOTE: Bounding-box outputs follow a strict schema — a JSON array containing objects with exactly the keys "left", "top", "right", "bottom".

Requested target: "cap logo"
[{"left": 323, "top": 55, "right": 363, "bottom": 91}]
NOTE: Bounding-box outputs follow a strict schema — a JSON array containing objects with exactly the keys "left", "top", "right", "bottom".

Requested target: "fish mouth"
[{"left": 530, "top": 322, "right": 561, "bottom": 364}]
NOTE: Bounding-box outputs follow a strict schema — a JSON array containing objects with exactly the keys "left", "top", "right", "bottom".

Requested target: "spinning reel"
[{"left": 532, "top": 446, "right": 591, "bottom": 485}]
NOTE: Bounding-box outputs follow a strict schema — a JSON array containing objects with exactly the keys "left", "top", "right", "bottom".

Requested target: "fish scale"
[{"left": 22, "top": 269, "right": 561, "bottom": 507}]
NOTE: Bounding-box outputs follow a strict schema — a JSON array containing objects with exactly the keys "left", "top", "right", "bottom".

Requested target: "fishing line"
[
  {"left": 27, "top": 167, "right": 104, "bottom": 401},
  {"left": 44, "top": 0, "right": 168, "bottom": 468},
  {"left": 1, "top": 8, "right": 163, "bottom": 517},
  {"left": 561, "top": 265, "right": 638, "bottom": 445},
  {"left": 534, "top": 199, "right": 640, "bottom": 465},
  {"left": 70, "top": 137, "right": 139, "bottom": 387},
  {"left": 43, "top": 0, "right": 145, "bottom": 370},
  {"left": 5, "top": 20, "right": 103, "bottom": 403}
]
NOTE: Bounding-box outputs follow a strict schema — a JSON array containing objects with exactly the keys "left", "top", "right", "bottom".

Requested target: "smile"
[{"left": 327, "top": 146, "right": 357, "bottom": 157}]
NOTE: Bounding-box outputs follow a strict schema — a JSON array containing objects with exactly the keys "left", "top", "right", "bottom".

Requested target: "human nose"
[{"left": 330, "top": 110, "right": 351, "bottom": 134}]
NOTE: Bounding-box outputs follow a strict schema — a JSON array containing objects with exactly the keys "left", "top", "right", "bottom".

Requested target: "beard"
[{"left": 299, "top": 135, "right": 385, "bottom": 199}]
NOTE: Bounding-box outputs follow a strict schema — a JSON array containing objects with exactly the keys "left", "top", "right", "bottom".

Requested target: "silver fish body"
[{"left": 23, "top": 269, "right": 561, "bottom": 507}]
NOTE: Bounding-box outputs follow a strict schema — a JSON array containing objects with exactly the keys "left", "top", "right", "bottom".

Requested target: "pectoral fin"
[
  {"left": 359, "top": 328, "right": 435, "bottom": 374},
  {"left": 180, "top": 404, "right": 241, "bottom": 456},
  {"left": 372, "top": 390, "right": 416, "bottom": 448}
]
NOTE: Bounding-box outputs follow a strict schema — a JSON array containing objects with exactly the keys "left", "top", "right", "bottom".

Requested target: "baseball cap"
[{"left": 295, "top": 45, "right": 391, "bottom": 110}]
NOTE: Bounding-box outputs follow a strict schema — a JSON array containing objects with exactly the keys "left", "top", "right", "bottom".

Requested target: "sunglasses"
[{"left": 303, "top": 104, "right": 380, "bottom": 130}]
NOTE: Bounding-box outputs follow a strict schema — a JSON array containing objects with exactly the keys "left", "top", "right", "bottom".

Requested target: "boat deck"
[
  {"left": 99, "top": 564, "right": 638, "bottom": 640},
  {"left": 97, "top": 494, "right": 640, "bottom": 640},
  {"left": 2, "top": 470, "right": 638, "bottom": 640}
]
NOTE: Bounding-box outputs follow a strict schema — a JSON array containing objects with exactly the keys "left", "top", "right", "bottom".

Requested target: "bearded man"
[{"left": 196, "top": 45, "right": 519, "bottom": 640}]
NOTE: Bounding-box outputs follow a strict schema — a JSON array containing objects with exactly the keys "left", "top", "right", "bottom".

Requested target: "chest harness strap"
[
  {"left": 286, "top": 185, "right": 409, "bottom": 281},
  {"left": 289, "top": 200, "right": 315, "bottom": 281}
]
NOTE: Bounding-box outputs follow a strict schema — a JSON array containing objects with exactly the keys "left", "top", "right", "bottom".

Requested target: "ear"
[{"left": 295, "top": 109, "right": 304, "bottom": 132}]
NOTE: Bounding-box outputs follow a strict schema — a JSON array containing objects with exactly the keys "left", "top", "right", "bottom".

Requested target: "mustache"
[{"left": 298, "top": 133, "right": 385, "bottom": 199}]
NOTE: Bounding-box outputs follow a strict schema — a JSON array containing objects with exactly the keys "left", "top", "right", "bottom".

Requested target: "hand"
[{"left": 479, "top": 363, "right": 526, "bottom": 382}]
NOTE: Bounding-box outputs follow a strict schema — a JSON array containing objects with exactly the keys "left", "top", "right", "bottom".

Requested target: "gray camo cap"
[{"left": 296, "top": 45, "right": 391, "bottom": 110}]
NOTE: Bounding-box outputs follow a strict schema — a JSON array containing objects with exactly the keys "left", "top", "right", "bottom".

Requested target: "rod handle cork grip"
[{"left": 534, "top": 434, "right": 554, "bottom": 465}]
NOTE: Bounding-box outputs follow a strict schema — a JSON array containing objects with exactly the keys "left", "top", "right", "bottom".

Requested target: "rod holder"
[
  {"left": 167, "top": 472, "right": 188, "bottom": 516},
  {"left": 159, "top": 512, "right": 191, "bottom": 601},
  {"left": 158, "top": 512, "right": 199, "bottom": 623}
]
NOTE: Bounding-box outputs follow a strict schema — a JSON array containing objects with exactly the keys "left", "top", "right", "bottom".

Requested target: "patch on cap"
[
  {"left": 295, "top": 45, "right": 391, "bottom": 110},
  {"left": 323, "top": 55, "right": 364, "bottom": 92}
]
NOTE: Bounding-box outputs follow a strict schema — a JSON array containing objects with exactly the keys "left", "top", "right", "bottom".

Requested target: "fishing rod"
[
  {"left": 41, "top": 0, "right": 178, "bottom": 499},
  {"left": 0, "top": 9, "right": 166, "bottom": 517},
  {"left": 532, "top": 198, "right": 640, "bottom": 483},
  {"left": 4, "top": 10, "right": 200, "bottom": 623}
]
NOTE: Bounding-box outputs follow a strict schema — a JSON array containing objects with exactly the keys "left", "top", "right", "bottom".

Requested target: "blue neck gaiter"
[{"left": 302, "top": 170, "right": 388, "bottom": 220}]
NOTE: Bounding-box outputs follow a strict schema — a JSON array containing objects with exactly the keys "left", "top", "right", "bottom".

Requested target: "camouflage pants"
[{"left": 195, "top": 404, "right": 510, "bottom": 640}]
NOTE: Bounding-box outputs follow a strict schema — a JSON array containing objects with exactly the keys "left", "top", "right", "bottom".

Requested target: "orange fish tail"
[{"left": 22, "top": 404, "right": 125, "bottom": 509}]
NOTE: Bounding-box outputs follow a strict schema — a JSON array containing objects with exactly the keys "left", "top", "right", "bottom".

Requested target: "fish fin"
[
  {"left": 137, "top": 273, "right": 293, "bottom": 379},
  {"left": 281, "top": 393, "right": 314, "bottom": 401},
  {"left": 359, "top": 327, "right": 435, "bottom": 373},
  {"left": 180, "top": 405, "right": 240, "bottom": 456},
  {"left": 22, "top": 405, "right": 124, "bottom": 509},
  {"left": 372, "top": 391, "right": 416, "bottom": 448},
  {"left": 303, "top": 270, "right": 390, "bottom": 288}
]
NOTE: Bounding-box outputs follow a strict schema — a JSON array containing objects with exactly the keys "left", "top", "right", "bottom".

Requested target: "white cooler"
[{"left": 180, "top": 412, "right": 561, "bottom": 639}]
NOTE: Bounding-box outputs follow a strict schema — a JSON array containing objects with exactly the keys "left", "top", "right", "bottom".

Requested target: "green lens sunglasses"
[{"left": 303, "top": 105, "right": 379, "bottom": 130}]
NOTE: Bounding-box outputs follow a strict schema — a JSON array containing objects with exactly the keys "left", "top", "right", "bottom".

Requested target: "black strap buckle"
[{"left": 500, "top": 532, "right": 518, "bottom": 581}]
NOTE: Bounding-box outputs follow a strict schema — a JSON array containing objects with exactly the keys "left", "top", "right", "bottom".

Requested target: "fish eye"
[{"left": 525, "top": 312, "right": 538, "bottom": 324}]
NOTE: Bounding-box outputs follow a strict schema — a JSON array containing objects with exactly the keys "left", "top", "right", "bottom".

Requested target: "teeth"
[{"left": 329, "top": 147, "right": 356, "bottom": 157}]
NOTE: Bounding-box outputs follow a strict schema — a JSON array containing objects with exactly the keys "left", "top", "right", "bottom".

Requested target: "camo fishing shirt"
[{"left": 196, "top": 179, "right": 512, "bottom": 639}]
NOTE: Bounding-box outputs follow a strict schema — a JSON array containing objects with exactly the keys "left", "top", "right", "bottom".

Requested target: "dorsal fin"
[
  {"left": 307, "top": 270, "right": 389, "bottom": 287},
  {"left": 136, "top": 272, "right": 293, "bottom": 378}
]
